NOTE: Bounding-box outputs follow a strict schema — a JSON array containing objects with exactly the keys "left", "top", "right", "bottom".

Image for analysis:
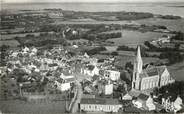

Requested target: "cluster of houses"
[
  {"left": 150, "top": 35, "right": 172, "bottom": 48},
  {"left": 1, "top": 45, "right": 183, "bottom": 113}
]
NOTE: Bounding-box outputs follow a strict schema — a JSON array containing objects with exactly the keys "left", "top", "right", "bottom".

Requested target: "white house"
[
  {"left": 30, "top": 47, "right": 38, "bottom": 56},
  {"left": 104, "top": 83, "right": 113, "bottom": 95},
  {"left": 22, "top": 46, "right": 30, "bottom": 54},
  {"left": 72, "top": 45, "right": 78, "bottom": 48},
  {"left": 83, "top": 65, "right": 99, "bottom": 76},
  {"left": 80, "top": 98, "right": 122, "bottom": 113},
  {"left": 132, "top": 94, "right": 156, "bottom": 111},
  {"left": 121, "top": 93, "right": 132, "bottom": 100},
  {"left": 103, "top": 70, "right": 120, "bottom": 81},
  {"left": 162, "top": 96, "right": 183, "bottom": 112},
  {"left": 146, "top": 96, "right": 156, "bottom": 111},
  {"left": 60, "top": 73, "right": 74, "bottom": 80},
  {"left": 84, "top": 52, "right": 89, "bottom": 58},
  {"left": 55, "top": 77, "right": 75, "bottom": 92}
]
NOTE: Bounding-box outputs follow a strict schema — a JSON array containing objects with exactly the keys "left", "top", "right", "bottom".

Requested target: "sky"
[{"left": 3, "top": 0, "right": 184, "bottom": 3}]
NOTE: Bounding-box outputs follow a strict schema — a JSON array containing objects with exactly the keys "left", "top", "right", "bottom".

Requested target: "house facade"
[
  {"left": 100, "top": 69, "right": 120, "bottom": 81},
  {"left": 80, "top": 98, "right": 122, "bottom": 112},
  {"left": 162, "top": 96, "right": 183, "bottom": 112},
  {"left": 55, "top": 77, "right": 75, "bottom": 92},
  {"left": 132, "top": 94, "right": 156, "bottom": 111},
  {"left": 82, "top": 65, "right": 99, "bottom": 76}
]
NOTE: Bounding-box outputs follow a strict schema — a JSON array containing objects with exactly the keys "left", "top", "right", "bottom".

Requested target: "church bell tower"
[{"left": 132, "top": 46, "right": 143, "bottom": 90}]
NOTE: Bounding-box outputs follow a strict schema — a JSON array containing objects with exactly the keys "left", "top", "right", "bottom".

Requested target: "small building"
[
  {"left": 48, "top": 11, "right": 63, "bottom": 18},
  {"left": 104, "top": 83, "right": 113, "bottom": 95},
  {"left": 102, "top": 70, "right": 120, "bottom": 81},
  {"left": 80, "top": 98, "right": 122, "bottom": 113},
  {"left": 82, "top": 65, "right": 99, "bottom": 76},
  {"left": 162, "top": 95, "right": 183, "bottom": 112},
  {"left": 55, "top": 77, "right": 75, "bottom": 92},
  {"left": 121, "top": 93, "right": 132, "bottom": 100},
  {"left": 132, "top": 94, "right": 156, "bottom": 111},
  {"left": 22, "top": 46, "right": 30, "bottom": 54}
]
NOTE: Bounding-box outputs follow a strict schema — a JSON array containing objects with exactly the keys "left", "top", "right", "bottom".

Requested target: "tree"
[
  {"left": 171, "top": 32, "right": 184, "bottom": 41},
  {"left": 153, "top": 87, "right": 159, "bottom": 96},
  {"left": 111, "top": 51, "right": 118, "bottom": 56},
  {"left": 86, "top": 47, "right": 106, "bottom": 55},
  {"left": 125, "top": 62, "right": 133, "bottom": 71},
  {"left": 72, "top": 41, "right": 76, "bottom": 45},
  {"left": 0, "top": 45, "right": 9, "bottom": 66}
]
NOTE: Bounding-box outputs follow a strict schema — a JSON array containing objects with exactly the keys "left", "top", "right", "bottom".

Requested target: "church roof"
[
  {"left": 146, "top": 67, "right": 158, "bottom": 76},
  {"left": 157, "top": 66, "right": 167, "bottom": 76},
  {"left": 141, "top": 65, "right": 167, "bottom": 79}
]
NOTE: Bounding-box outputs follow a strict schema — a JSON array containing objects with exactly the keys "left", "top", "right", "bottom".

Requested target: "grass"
[
  {"left": 0, "top": 100, "right": 67, "bottom": 114},
  {"left": 0, "top": 40, "right": 20, "bottom": 47},
  {"left": 168, "top": 61, "right": 184, "bottom": 81}
]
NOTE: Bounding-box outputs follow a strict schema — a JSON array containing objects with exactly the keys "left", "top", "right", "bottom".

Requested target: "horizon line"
[{"left": 3, "top": 1, "right": 184, "bottom": 4}]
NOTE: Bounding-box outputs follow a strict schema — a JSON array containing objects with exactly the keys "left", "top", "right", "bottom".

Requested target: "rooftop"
[
  {"left": 80, "top": 98, "right": 120, "bottom": 105},
  {"left": 137, "top": 93, "right": 149, "bottom": 101},
  {"left": 140, "top": 65, "right": 167, "bottom": 78}
]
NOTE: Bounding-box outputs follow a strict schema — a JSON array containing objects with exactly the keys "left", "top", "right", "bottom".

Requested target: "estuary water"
[{"left": 2, "top": 2, "right": 184, "bottom": 17}]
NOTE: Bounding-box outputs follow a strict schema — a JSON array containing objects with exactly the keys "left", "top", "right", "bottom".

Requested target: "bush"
[
  {"left": 159, "top": 52, "right": 184, "bottom": 65},
  {"left": 171, "top": 32, "right": 184, "bottom": 41},
  {"left": 111, "top": 51, "right": 119, "bottom": 56},
  {"left": 117, "top": 45, "right": 135, "bottom": 51},
  {"left": 86, "top": 47, "right": 106, "bottom": 55}
]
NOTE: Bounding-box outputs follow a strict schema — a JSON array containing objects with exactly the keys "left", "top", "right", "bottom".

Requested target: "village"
[
  {"left": 0, "top": 42, "right": 183, "bottom": 113},
  {"left": 1, "top": 5, "right": 184, "bottom": 113}
]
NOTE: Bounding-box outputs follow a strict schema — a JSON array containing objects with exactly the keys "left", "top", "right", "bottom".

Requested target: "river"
[{"left": 2, "top": 2, "right": 184, "bottom": 17}]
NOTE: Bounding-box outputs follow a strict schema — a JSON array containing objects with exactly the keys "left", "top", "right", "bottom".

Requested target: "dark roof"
[
  {"left": 57, "top": 77, "right": 75, "bottom": 83},
  {"left": 48, "top": 63, "right": 58, "bottom": 67},
  {"left": 146, "top": 68, "right": 158, "bottom": 76},
  {"left": 144, "top": 65, "right": 167, "bottom": 77},
  {"left": 86, "top": 65, "right": 95, "bottom": 71},
  {"left": 80, "top": 98, "right": 120, "bottom": 105},
  {"left": 162, "top": 93, "right": 177, "bottom": 102},
  {"left": 56, "top": 78, "right": 64, "bottom": 83},
  {"left": 137, "top": 94, "right": 149, "bottom": 101}
]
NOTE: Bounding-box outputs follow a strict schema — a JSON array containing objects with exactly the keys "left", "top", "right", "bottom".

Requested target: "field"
[
  {"left": 168, "top": 61, "right": 184, "bottom": 81},
  {"left": 1, "top": 33, "right": 41, "bottom": 40},
  {"left": 0, "top": 40, "right": 20, "bottom": 47},
  {"left": 53, "top": 18, "right": 184, "bottom": 33},
  {"left": 107, "top": 30, "right": 173, "bottom": 47},
  {"left": 0, "top": 100, "right": 67, "bottom": 114}
]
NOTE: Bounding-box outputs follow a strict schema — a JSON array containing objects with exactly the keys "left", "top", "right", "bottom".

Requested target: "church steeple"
[
  {"left": 132, "top": 45, "right": 143, "bottom": 90},
  {"left": 136, "top": 46, "right": 143, "bottom": 73}
]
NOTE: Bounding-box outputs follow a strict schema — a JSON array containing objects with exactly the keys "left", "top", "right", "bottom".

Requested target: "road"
[{"left": 69, "top": 81, "right": 83, "bottom": 113}]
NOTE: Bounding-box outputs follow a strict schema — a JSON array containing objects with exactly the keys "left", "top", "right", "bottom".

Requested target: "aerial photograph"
[{"left": 0, "top": 0, "right": 184, "bottom": 113}]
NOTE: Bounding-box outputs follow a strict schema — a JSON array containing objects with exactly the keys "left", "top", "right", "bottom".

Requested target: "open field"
[
  {"left": 0, "top": 100, "right": 66, "bottom": 114},
  {"left": 0, "top": 40, "right": 20, "bottom": 47},
  {"left": 168, "top": 61, "right": 184, "bottom": 81},
  {"left": 53, "top": 18, "right": 184, "bottom": 32},
  {"left": 1, "top": 33, "right": 41, "bottom": 40},
  {"left": 107, "top": 30, "right": 173, "bottom": 47},
  {"left": 52, "top": 19, "right": 140, "bottom": 25}
]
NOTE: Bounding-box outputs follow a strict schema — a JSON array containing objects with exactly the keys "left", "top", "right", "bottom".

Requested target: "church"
[{"left": 132, "top": 46, "right": 174, "bottom": 90}]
